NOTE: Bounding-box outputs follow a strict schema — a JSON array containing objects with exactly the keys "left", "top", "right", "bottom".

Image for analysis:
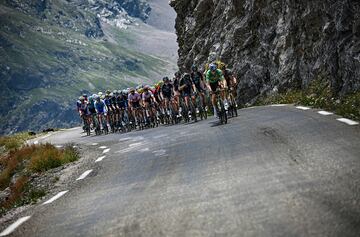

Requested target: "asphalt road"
[{"left": 5, "top": 105, "right": 360, "bottom": 236}]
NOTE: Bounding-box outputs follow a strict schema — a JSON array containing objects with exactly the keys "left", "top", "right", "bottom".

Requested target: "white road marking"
[
  {"left": 55, "top": 145, "right": 63, "bottom": 148},
  {"left": 95, "top": 156, "right": 106, "bottom": 162},
  {"left": 132, "top": 136, "right": 144, "bottom": 141},
  {"left": 119, "top": 138, "right": 130, "bottom": 142},
  {"left": 76, "top": 170, "right": 93, "bottom": 180},
  {"left": 336, "top": 118, "right": 359, "bottom": 126},
  {"left": 129, "top": 142, "right": 142, "bottom": 147},
  {"left": 33, "top": 140, "right": 39, "bottom": 145},
  {"left": 72, "top": 145, "right": 78, "bottom": 148},
  {"left": 99, "top": 146, "right": 107, "bottom": 149},
  {"left": 103, "top": 148, "right": 110, "bottom": 154},
  {"left": 153, "top": 149, "right": 166, "bottom": 156},
  {"left": 140, "top": 148, "right": 150, "bottom": 152},
  {"left": 270, "top": 104, "right": 287, "bottom": 107},
  {"left": 43, "top": 191, "right": 68, "bottom": 205},
  {"left": 0, "top": 216, "right": 31, "bottom": 236},
  {"left": 318, "top": 111, "right": 333, "bottom": 116},
  {"left": 91, "top": 143, "right": 98, "bottom": 146},
  {"left": 296, "top": 106, "right": 310, "bottom": 110},
  {"left": 153, "top": 134, "right": 167, "bottom": 139}
]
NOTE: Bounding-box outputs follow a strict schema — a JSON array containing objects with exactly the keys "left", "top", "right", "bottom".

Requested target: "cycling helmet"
[
  {"left": 182, "top": 73, "right": 191, "bottom": 79},
  {"left": 129, "top": 88, "right": 135, "bottom": 93},
  {"left": 225, "top": 68, "right": 232, "bottom": 75},
  {"left": 88, "top": 96, "right": 93, "bottom": 101},
  {"left": 113, "top": 90, "right": 118, "bottom": 94},
  {"left": 122, "top": 89, "right": 128, "bottom": 94},
  {"left": 101, "top": 95, "right": 105, "bottom": 100},
  {"left": 94, "top": 95, "right": 100, "bottom": 100},
  {"left": 191, "top": 64, "right": 198, "bottom": 71},
  {"left": 79, "top": 96, "right": 84, "bottom": 101},
  {"left": 209, "top": 63, "right": 217, "bottom": 71},
  {"left": 143, "top": 85, "right": 150, "bottom": 90},
  {"left": 98, "top": 92, "right": 103, "bottom": 97},
  {"left": 208, "top": 52, "right": 217, "bottom": 62},
  {"left": 109, "top": 92, "right": 114, "bottom": 97},
  {"left": 106, "top": 90, "right": 111, "bottom": 94},
  {"left": 175, "top": 72, "right": 181, "bottom": 77},
  {"left": 163, "top": 76, "right": 170, "bottom": 82},
  {"left": 82, "top": 94, "right": 88, "bottom": 98}
]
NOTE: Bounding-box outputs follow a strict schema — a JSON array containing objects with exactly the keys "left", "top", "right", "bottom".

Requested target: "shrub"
[{"left": 28, "top": 144, "right": 64, "bottom": 172}]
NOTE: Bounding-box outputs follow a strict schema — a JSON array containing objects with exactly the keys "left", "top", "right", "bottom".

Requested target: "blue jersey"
[{"left": 94, "top": 100, "right": 107, "bottom": 114}]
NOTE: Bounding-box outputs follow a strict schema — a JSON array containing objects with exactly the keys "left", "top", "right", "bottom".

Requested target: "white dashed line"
[
  {"left": 95, "top": 156, "right": 106, "bottom": 162},
  {"left": 153, "top": 149, "right": 166, "bottom": 156},
  {"left": 129, "top": 142, "right": 143, "bottom": 147},
  {"left": 0, "top": 216, "right": 31, "bottom": 236},
  {"left": 76, "top": 170, "right": 93, "bottom": 180},
  {"left": 91, "top": 143, "right": 98, "bottom": 146},
  {"left": 99, "top": 146, "right": 107, "bottom": 149},
  {"left": 33, "top": 141, "right": 39, "bottom": 145},
  {"left": 336, "top": 118, "right": 359, "bottom": 126},
  {"left": 296, "top": 106, "right": 310, "bottom": 110},
  {"left": 43, "top": 191, "right": 68, "bottom": 205},
  {"left": 318, "top": 111, "right": 333, "bottom": 116},
  {"left": 55, "top": 145, "right": 63, "bottom": 148},
  {"left": 103, "top": 148, "right": 110, "bottom": 154}
]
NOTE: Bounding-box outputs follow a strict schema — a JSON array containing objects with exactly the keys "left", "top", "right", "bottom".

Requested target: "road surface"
[{"left": 3, "top": 105, "right": 360, "bottom": 236}]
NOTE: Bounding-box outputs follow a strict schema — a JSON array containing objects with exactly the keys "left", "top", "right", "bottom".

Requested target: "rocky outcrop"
[{"left": 171, "top": 0, "right": 360, "bottom": 105}]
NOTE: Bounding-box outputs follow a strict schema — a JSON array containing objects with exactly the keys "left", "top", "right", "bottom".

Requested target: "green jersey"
[{"left": 206, "top": 69, "right": 224, "bottom": 83}]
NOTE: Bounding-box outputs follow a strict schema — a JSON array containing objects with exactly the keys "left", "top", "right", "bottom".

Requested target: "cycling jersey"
[
  {"left": 88, "top": 100, "right": 96, "bottom": 114},
  {"left": 78, "top": 102, "right": 89, "bottom": 115},
  {"left": 206, "top": 69, "right": 224, "bottom": 84},
  {"left": 76, "top": 100, "right": 82, "bottom": 112},
  {"left": 128, "top": 93, "right": 141, "bottom": 108},
  {"left": 142, "top": 91, "right": 153, "bottom": 103},
  {"left": 179, "top": 76, "right": 193, "bottom": 96},
  {"left": 173, "top": 78, "right": 180, "bottom": 91},
  {"left": 116, "top": 94, "right": 127, "bottom": 109},
  {"left": 191, "top": 71, "right": 204, "bottom": 91},
  {"left": 94, "top": 100, "right": 107, "bottom": 114},
  {"left": 161, "top": 83, "right": 173, "bottom": 98},
  {"left": 128, "top": 93, "right": 141, "bottom": 103}
]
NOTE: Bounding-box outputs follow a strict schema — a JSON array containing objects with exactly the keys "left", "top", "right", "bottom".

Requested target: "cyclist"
[
  {"left": 205, "top": 63, "right": 227, "bottom": 117},
  {"left": 142, "top": 85, "right": 158, "bottom": 124},
  {"left": 94, "top": 95, "right": 107, "bottom": 130},
  {"left": 191, "top": 65, "right": 207, "bottom": 111},
  {"left": 88, "top": 95, "right": 97, "bottom": 128},
  {"left": 173, "top": 72, "right": 181, "bottom": 113},
  {"left": 161, "top": 77, "right": 175, "bottom": 115},
  {"left": 128, "top": 87, "right": 142, "bottom": 126},
  {"left": 179, "top": 73, "right": 196, "bottom": 114}
]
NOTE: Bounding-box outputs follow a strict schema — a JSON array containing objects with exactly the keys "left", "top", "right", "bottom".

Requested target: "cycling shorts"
[
  {"left": 132, "top": 101, "right": 141, "bottom": 108},
  {"left": 182, "top": 88, "right": 192, "bottom": 97},
  {"left": 210, "top": 82, "right": 219, "bottom": 92}
]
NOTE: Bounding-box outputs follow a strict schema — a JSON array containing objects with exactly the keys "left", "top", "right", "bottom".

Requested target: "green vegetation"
[
  {"left": 0, "top": 132, "right": 33, "bottom": 152},
  {"left": 0, "top": 2, "right": 176, "bottom": 133},
  {"left": 256, "top": 79, "right": 360, "bottom": 121},
  {"left": 0, "top": 135, "right": 80, "bottom": 215}
]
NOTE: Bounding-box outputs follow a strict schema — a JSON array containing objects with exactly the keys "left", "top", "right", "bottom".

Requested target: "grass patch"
[
  {"left": 0, "top": 132, "right": 33, "bottom": 153},
  {"left": 0, "top": 143, "right": 79, "bottom": 214},
  {"left": 256, "top": 79, "right": 360, "bottom": 121}
]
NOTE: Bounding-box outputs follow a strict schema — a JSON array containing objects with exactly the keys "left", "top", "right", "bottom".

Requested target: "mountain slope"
[{"left": 0, "top": 0, "right": 178, "bottom": 134}]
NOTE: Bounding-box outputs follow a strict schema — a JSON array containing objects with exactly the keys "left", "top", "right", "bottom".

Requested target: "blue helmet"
[{"left": 209, "top": 63, "right": 217, "bottom": 71}]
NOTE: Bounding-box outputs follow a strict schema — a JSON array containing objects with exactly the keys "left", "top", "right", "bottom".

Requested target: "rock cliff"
[{"left": 171, "top": 0, "right": 360, "bottom": 105}]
